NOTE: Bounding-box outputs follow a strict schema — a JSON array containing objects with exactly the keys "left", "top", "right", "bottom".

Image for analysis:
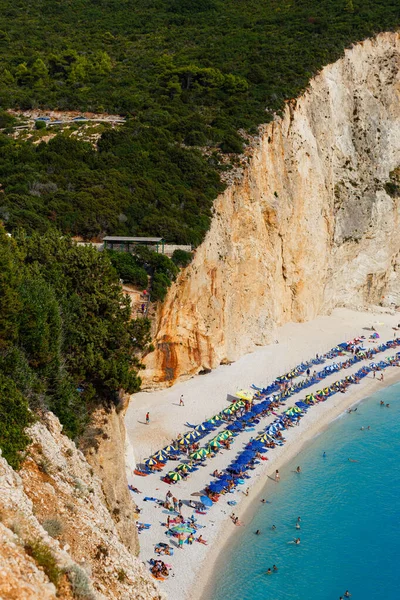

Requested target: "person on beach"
[
  {"left": 296, "top": 466, "right": 301, "bottom": 473},
  {"left": 244, "top": 487, "right": 249, "bottom": 496},
  {"left": 379, "top": 373, "right": 384, "bottom": 381},
  {"left": 178, "top": 534, "right": 184, "bottom": 549},
  {"left": 145, "top": 412, "right": 150, "bottom": 425},
  {"left": 179, "top": 395, "right": 184, "bottom": 406},
  {"left": 178, "top": 499, "right": 183, "bottom": 514},
  {"left": 275, "top": 470, "right": 280, "bottom": 482}
]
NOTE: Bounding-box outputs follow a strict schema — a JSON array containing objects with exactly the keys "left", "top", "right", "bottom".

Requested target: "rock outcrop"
[
  {"left": 0, "top": 413, "right": 163, "bottom": 600},
  {"left": 143, "top": 31, "right": 400, "bottom": 387}
]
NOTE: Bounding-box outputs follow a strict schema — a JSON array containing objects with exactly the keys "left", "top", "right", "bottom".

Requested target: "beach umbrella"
[
  {"left": 144, "top": 457, "right": 159, "bottom": 466},
  {"left": 235, "top": 390, "right": 254, "bottom": 402},
  {"left": 184, "top": 431, "right": 201, "bottom": 441},
  {"left": 215, "top": 431, "right": 232, "bottom": 441},
  {"left": 208, "top": 440, "right": 221, "bottom": 448},
  {"left": 195, "top": 424, "right": 207, "bottom": 432},
  {"left": 152, "top": 450, "right": 168, "bottom": 462},
  {"left": 200, "top": 495, "right": 213, "bottom": 507},
  {"left": 221, "top": 407, "right": 234, "bottom": 415},
  {"left": 190, "top": 449, "right": 209, "bottom": 460},
  {"left": 178, "top": 437, "right": 190, "bottom": 446},
  {"left": 176, "top": 463, "right": 189, "bottom": 472},
  {"left": 167, "top": 471, "right": 182, "bottom": 481},
  {"left": 164, "top": 445, "right": 179, "bottom": 454}
]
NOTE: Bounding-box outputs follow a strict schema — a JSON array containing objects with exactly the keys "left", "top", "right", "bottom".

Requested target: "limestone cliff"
[
  {"left": 0, "top": 412, "right": 163, "bottom": 600},
  {"left": 143, "top": 31, "right": 400, "bottom": 387}
]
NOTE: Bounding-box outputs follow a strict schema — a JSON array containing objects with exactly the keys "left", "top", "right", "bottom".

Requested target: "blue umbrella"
[{"left": 200, "top": 495, "right": 213, "bottom": 507}]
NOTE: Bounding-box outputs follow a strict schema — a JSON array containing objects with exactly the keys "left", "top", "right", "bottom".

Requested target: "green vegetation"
[
  {"left": 0, "top": 226, "right": 151, "bottom": 465},
  {"left": 25, "top": 540, "right": 61, "bottom": 585},
  {"left": 0, "top": 1, "right": 399, "bottom": 241},
  {"left": 172, "top": 249, "right": 193, "bottom": 268}
]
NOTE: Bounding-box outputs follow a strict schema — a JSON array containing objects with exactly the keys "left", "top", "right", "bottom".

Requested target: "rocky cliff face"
[
  {"left": 143, "top": 31, "right": 400, "bottom": 387},
  {"left": 0, "top": 413, "right": 163, "bottom": 600}
]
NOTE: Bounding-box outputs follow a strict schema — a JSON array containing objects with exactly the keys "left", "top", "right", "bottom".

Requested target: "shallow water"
[{"left": 209, "top": 383, "right": 400, "bottom": 600}]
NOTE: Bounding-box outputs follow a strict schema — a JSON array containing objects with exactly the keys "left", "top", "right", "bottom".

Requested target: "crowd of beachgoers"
[{"left": 127, "top": 327, "right": 400, "bottom": 585}]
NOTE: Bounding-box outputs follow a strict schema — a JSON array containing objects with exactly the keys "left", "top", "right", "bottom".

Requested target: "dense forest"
[
  {"left": 0, "top": 0, "right": 399, "bottom": 240},
  {"left": 0, "top": 226, "right": 152, "bottom": 466},
  {"left": 1, "top": 0, "right": 400, "bottom": 465}
]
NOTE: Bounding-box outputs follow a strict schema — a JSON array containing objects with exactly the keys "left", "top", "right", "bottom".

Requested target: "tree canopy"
[
  {"left": 0, "top": 0, "right": 399, "bottom": 241},
  {"left": 0, "top": 226, "right": 151, "bottom": 466}
]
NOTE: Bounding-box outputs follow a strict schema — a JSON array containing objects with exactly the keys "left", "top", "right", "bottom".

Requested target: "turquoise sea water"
[{"left": 209, "top": 383, "right": 400, "bottom": 600}]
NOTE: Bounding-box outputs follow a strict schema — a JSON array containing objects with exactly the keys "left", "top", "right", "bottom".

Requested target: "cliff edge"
[{"left": 143, "top": 31, "right": 400, "bottom": 387}]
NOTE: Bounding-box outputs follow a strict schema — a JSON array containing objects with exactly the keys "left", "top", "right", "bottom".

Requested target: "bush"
[
  {"left": 171, "top": 249, "right": 193, "bottom": 268},
  {"left": 64, "top": 564, "right": 96, "bottom": 600},
  {"left": 25, "top": 540, "right": 61, "bottom": 585},
  {"left": 42, "top": 518, "right": 63, "bottom": 538},
  {"left": 108, "top": 251, "right": 148, "bottom": 288},
  {"left": 35, "top": 120, "right": 47, "bottom": 130}
]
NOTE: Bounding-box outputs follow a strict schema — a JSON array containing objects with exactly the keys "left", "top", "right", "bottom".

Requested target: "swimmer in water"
[
  {"left": 348, "top": 458, "right": 359, "bottom": 463},
  {"left": 296, "top": 466, "right": 301, "bottom": 473},
  {"left": 261, "top": 499, "right": 266, "bottom": 504},
  {"left": 255, "top": 530, "right": 261, "bottom": 535},
  {"left": 273, "top": 565, "right": 278, "bottom": 572},
  {"left": 297, "top": 516, "right": 301, "bottom": 523},
  {"left": 344, "top": 592, "right": 351, "bottom": 598},
  {"left": 266, "top": 568, "right": 272, "bottom": 575},
  {"left": 360, "top": 426, "right": 365, "bottom": 431},
  {"left": 386, "top": 403, "right": 390, "bottom": 407},
  {"left": 323, "top": 451, "right": 326, "bottom": 457},
  {"left": 295, "top": 523, "right": 300, "bottom": 530},
  {"left": 271, "top": 525, "right": 276, "bottom": 531},
  {"left": 294, "top": 538, "right": 300, "bottom": 544}
]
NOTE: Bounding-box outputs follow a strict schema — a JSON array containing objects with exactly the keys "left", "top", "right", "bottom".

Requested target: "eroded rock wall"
[
  {"left": 0, "top": 413, "right": 163, "bottom": 600},
  {"left": 143, "top": 31, "right": 400, "bottom": 387}
]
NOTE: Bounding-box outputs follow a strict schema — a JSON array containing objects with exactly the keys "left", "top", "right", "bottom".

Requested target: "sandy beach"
[{"left": 125, "top": 307, "right": 400, "bottom": 600}]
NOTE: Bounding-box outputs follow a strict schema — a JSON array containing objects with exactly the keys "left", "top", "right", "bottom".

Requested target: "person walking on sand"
[
  {"left": 145, "top": 412, "right": 150, "bottom": 425},
  {"left": 275, "top": 469, "right": 280, "bottom": 482},
  {"left": 179, "top": 394, "right": 184, "bottom": 406},
  {"left": 379, "top": 373, "right": 384, "bottom": 381}
]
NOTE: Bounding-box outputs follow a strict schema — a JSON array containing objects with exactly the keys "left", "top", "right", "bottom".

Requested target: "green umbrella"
[
  {"left": 190, "top": 448, "right": 209, "bottom": 459},
  {"left": 167, "top": 471, "right": 182, "bottom": 481},
  {"left": 208, "top": 440, "right": 221, "bottom": 448},
  {"left": 176, "top": 463, "right": 189, "bottom": 471}
]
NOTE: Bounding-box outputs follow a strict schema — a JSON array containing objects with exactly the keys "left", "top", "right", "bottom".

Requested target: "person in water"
[
  {"left": 266, "top": 568, "right": 272, "bottom": 575},
  {"left": 255, "top": 530, "right": 261, "bottom": 535},
  {"left": 323, "top": 451, "right": 326, "bottom": 457},
  {"left": 275, "top": 469, "right": 280, "bottom": 482},
  {"left": 297, "top": 516, "right": 301, "bottom": 523},
  {"left": 294, "top": 538, "right": 300, "bottom": 544},
  {"left": 273, "top": 565, "right": 278, "bottom": 572},
  {"left": 295, "top": 522, "right": 300, "bottom": 530},
  {"left": 348, "top": 458, "right": 359, "bottom": 463},
  {"left": 261, "top": 498, "right": 266, "bottom": 504},
  {"left": 344, "top": 592, "right": 351, "bottom": 598},
  {"left": 271, "top": 525, "right": 276, "bottom": 531},
  {"left": 296, "top": 466, "right": 301, "bottom": 473}
]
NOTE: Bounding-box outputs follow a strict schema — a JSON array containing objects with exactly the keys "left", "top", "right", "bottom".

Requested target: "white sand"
[{"left": 125, "top": 308, "right": 400, "bottom": 600}]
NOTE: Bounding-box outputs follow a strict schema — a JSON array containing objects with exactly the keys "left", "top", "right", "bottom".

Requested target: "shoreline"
[
  {"left": 195, "top": 367, "right": 400, "bottom": 600},
  {"left": 125, "top": 308, "right": 400, "bottom": 600}
]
